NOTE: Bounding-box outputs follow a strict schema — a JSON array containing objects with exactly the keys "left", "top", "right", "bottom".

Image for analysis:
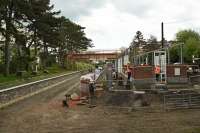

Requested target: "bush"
[{"left": 76, "top": 62, "right": 94, "bottom": 71}]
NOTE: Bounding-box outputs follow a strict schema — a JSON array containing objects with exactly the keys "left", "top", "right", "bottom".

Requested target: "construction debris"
[{"left": 70, "top": 93, "right": 80, "bottom": 101}]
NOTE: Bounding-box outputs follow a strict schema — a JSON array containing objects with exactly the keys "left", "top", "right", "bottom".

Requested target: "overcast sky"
[{"left": 51, "top": 0, "right": 200, "bottom": 50}]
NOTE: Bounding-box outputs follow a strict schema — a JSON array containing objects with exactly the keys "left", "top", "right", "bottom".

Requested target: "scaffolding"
[{"left": 114, "top": 42, "right": 189, "bottom": 89}]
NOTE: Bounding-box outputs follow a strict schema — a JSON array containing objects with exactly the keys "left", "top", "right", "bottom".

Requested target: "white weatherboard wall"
[
  {"left": 114, "top": 60, "right": 117, "bottom": 71},
  {"left": 118, "top": 58, "right": 120, "bottom": 73},
  {"left": 154, "top": 51, "right": 167, "bottom": 82},
  {"left": 118, "top": 57, "right": 123, "bottom": 73},
  {"left": 124, "top": 55, "right": 129, "bottom": 65},
  {"left": 154, "top": 51, "right": 166, "bottom": 73}
]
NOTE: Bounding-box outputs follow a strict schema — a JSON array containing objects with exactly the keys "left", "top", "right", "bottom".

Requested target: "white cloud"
[
  {"left": 51, "top": 0, "right": 108, "bottom": 20},
  {"left": 51, "top": 0, "right": 200, "bottom": 49},
  {"left": 78, "top": 3, "right": 140, "bottom": 49}
]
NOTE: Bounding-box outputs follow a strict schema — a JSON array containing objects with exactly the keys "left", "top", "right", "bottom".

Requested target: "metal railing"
[
  {"left": 189, "top": 75, "right": 200, "bottom": 84},
  {"left": 163, "top": 93, "right": 200, "bottom": 110}
]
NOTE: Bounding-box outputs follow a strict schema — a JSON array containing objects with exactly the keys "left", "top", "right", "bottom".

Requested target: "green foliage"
[
  {"left": 46, "top": 64, "right": 66, "bottom": 73},
  {"left": 176, "top": 29, "right": 200, "bottom": 43},
  {"left": 55, "top": 17, "right": 93, "bottom": 68},
  {"left": 144, "top": 35, "right": 161, "bottom": 52},
  {"left": 0, "top": 74, "right": 18, "bottom": 83},
  {"left": 184, "top": 38, "right": 200, "bottom": 63},
  {"left": 0, "top": 66, "right": 70, "bottom": 88},
  {"left": 170, "top": 29, "right": 200, "bottom": 64},
  {"left": 0, "top": 0, "right": 93, "bottom": 76},
  {"left": 169, "top": 45, "right": 179, "bottom": 63},
  {"left": 131, "top": 31, "right": 146, "bottom": 51},
  {"left": 129, "top": 31, "right": 146, "bottom": 63},
  {"left": 76, "top": 62, "right": 94, "bottom": 71}
]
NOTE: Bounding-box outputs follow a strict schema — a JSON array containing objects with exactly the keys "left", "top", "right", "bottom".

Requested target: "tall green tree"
[
  {"left": 0, "top": 0, "right": 93, "bottom": 76},
  {"left": 0, "top": 0, "right": 30, "bottom": 76},
  {"left": 176, "top": 29, "right": 200, "bottom": 43},
  {"left": 55, "top": 16, "right": 93, "bottom": 68},
  {"left": 170, "top": 29, "right": 200, "bottom": 64},
  {"left": 129, "top": 31, "right": 146, "bottom": 63}
]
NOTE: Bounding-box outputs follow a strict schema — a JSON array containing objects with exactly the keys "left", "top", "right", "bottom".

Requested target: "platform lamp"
[{"left": 192, "top": 55, "right": 195, "bottom": 64}]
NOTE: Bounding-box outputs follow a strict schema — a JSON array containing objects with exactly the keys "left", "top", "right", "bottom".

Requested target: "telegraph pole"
[{"left": 161, "top": 22, "right": 164, "bottom": 48}]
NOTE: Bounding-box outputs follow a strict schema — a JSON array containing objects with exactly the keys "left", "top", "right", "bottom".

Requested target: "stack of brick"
[
  {"left": 133, "top": 66, "right": 155, "bottom": 89},
  {"left": 133, "top": 66, "right": 154, "bottom": 79}
]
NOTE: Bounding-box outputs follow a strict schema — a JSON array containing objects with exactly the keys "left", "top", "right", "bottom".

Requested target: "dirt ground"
[{"left": 1, "top": 77, "right": 200, "bottom": 133}]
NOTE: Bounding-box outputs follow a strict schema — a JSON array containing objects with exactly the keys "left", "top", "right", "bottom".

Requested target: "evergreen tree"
[
  {"left": 129, "top": 31, "right": 146, "bottom": 63},
  {"left": 144, "top": 35, "right": 160, "bottom": 52}
]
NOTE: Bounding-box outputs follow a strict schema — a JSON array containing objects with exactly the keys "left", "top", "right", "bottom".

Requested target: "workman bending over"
[{"left": 155, "top": 65, "right": 161, "bottom": 81}]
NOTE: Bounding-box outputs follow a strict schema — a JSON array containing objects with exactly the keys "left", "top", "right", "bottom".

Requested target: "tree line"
[
  {"left": 0, "top": 0, "right": 93, "bottom": 76},
  {"left": 129, "top": 30, "right": 200, "bottom": 64}
]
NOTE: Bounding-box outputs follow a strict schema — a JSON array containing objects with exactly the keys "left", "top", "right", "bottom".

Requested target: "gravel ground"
[{"left": 0, "top": 73, "right": 200, "bottom": 133}]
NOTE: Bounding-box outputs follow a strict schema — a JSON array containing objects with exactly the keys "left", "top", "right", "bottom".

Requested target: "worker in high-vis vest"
[
  {"left": 155, "top": 65, "right": 161, "bottom": 74},
  {"left": 155, "top": 65, "right": 161, "bottom": 81}
]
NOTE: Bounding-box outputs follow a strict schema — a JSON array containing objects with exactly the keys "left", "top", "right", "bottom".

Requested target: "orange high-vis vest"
[{"left": 155, "top": 66, "right": 161, "bottom": 74}]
